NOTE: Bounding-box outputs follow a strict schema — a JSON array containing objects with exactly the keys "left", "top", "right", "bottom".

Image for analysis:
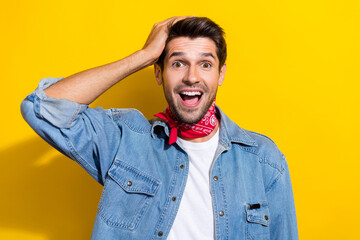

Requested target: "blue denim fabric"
[{"left": 21, "top": 77, "right": 298, "bottom": 240}]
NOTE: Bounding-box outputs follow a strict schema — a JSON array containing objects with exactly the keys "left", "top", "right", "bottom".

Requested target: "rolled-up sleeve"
[
  {"left": 30, "top": 77, "right": 88, "bottom": 129},
  {"left": 21, "top": 77, "right": 121, "bottom": 185}
]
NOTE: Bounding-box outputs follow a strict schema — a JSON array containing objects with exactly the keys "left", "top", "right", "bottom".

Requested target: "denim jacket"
[{"left": 21, "top": 77, "right": 298, "bottom": 240}]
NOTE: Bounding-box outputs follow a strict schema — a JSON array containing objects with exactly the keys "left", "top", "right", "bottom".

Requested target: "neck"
[{"left": 179, "top": 120, "right": 220, "bottom": 143}]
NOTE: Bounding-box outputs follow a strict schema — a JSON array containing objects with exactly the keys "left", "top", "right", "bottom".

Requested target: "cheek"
[
  {"left": 163, "top": 80, "right": 175, "bottom": 95},
  {"left": 204, "top": 73, "right": 221, "bottom": 88},
  {"left": 164, "top": 73, "right": 182, "bottom": 87}
]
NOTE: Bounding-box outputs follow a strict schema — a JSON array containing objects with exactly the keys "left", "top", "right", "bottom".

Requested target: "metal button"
[
  {"left": 158, "top": 231, "right": 163, "bottom": 236},
  {"left": 213, "top": 176, "right": 219, "bottom": 181},
  {"left": 127, "top": 181, "right": 132, "bottom": 186},
  {"left": 172, "top": 197, "right": 177, "bottom": 201},
  {"left": 265, "top": 215, "right": 269, "bottom": 220},
  {"left": 180, "top": 164, "right": 185, "bottom": 169},
  {"left": 219, "top": 211, "right": 224, "bottom": 216}
]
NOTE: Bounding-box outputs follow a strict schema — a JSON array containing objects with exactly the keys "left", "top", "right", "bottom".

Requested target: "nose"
[{"left": 183, "top": 65, "right": 200, "bottom": 85}]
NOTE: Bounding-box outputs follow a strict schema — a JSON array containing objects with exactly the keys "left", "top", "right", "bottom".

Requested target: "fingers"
[{"left": 142, "top": 16, "right": 196, "bottom": 63}]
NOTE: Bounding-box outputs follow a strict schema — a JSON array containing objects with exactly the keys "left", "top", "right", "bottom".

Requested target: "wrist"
[{"left": 137, "top": 49, "right": 160, "bottom": 66}]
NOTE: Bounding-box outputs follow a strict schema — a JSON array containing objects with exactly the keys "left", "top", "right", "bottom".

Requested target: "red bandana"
[{"left": 154, "top": 100, "right": 217, "bottom": 145}]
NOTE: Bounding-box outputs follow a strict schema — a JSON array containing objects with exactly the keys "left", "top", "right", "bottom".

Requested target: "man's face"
[{"left": 155, "top": 37, "right": 226, "bottom": 124}]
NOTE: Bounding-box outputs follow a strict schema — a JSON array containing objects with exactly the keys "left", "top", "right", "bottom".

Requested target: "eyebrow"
[
  {"left": 168, "top": 52, "right": 184, "bottom": 59},
  {"left": 168, "top": 52, "right": 216, "bottom": 60},
  {"left": 200, "top": 52, "right": 215, "bottom": 59}
]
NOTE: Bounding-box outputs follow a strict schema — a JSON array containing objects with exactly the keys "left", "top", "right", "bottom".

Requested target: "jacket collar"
[
  {"left": 216, "top": 106, "right": 257, "bottom": 147},
  {"left": 151, "top": 105, "right": 257, "bottom": 147}
]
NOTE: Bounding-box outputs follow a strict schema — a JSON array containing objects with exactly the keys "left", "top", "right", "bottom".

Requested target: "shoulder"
[
  {"left": 217, "top": 106, "right": 286, "bottom": 173},
  {"left": 235, "top": 128, "right": 289, "bottom": 193},
  {"left": 242, "top": 129, "right": 286, "bottom": 174},
  {"left": 102, "top": 108, "right": 152, "bottom": 133}
]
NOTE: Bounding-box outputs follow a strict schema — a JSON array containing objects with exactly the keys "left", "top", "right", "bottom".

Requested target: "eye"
[
  {"left": 172, "top": 61, "right": 184, "bottom": 68},
  {"left": 201, "top": 62, "right": 212, "bottom": 69}
]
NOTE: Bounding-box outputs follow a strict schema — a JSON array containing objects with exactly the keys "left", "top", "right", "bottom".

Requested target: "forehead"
[{"left": 165, "top": 37, "right": 218, "bottom": 60}]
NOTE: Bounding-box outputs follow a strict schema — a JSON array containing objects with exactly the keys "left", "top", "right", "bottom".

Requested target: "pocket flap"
[
  {"left": 246, "top": 202, "right": 270, "bottom": 226},
  {"left": 108, "top": 159, "right": 160, "bottom": 196}
]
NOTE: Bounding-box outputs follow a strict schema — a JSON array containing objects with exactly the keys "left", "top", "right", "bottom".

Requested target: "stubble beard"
[{"left": 164, "top": 86, "right": 217, "bottom": 124}]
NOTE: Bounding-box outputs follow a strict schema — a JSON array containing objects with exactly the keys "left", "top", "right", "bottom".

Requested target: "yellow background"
[{"left": 1, "top": 0, "right": 359, "bottom": 239}]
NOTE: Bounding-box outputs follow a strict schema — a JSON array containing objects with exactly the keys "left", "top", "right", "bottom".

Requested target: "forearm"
[
  {"left": 44, "top": 16, "right": 189, "bottom": 104},
  {"left": 44, "top": 49, "right": 155, "bottom": 105}
]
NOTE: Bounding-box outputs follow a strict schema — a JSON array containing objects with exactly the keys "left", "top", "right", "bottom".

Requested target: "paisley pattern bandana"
[{"left": 154, "top": 100, "right": 217, "bottom": 145}]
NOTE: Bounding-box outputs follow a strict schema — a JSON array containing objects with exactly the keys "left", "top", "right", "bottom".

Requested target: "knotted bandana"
[{"left": 154, "top": 100, "right": 217, "bottom": 145}]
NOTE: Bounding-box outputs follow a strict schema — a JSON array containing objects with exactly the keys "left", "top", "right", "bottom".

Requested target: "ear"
[
  {"left": 218, "top": 63, "right": 227, "bottom": 86},
  {"left": 154, "top": 64, "right": 163, "bottom": 85}
]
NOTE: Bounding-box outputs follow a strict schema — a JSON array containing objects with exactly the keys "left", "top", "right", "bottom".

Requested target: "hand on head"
[{"left": 142, "top": 16, "right": 195, "bottom": 64}]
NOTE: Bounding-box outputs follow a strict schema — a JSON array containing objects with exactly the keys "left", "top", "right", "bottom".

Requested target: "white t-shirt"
[{"left": 167, "top": 129, "right": 219, "bottom": 240}]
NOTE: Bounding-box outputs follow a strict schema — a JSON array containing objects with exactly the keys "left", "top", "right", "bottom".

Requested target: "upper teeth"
[{"left": 181, "top": 91, "right": 201, "bottom": 96}]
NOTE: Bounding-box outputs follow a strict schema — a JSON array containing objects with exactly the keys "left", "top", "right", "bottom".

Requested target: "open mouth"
[{"left": 179, "top": 90, "right": 203, "bottom": 107}]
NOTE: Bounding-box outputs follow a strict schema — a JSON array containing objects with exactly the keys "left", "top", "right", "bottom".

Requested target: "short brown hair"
[{"left": 156, "top": 17, "right": 227, "bottom": 71}]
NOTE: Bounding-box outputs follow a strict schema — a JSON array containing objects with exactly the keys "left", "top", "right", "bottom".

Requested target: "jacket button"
[
  {"left": 158, "top": 231, "right": 163, "bottom": 236},
  {"left": 265, "top": 215, "right": 269, "bottom": 220},
  {"left": 172, "top": 196, "right": 177, "bottom": 201},
  {"left": 180, "top": 164, "right": 185, "bottom": 169},
  {"left": 213, "top": 176, "right": 219, "bottom": 181},
  {"left": 127, "top": 181, "right": 132, "bottom": 186},
  {"left": 219, "top": 211, "right": 224, "bottom": 216}
]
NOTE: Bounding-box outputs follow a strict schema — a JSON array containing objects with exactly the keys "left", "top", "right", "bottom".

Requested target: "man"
[{"left": 21, "top": 16, "right": 298, "bottom": 239}]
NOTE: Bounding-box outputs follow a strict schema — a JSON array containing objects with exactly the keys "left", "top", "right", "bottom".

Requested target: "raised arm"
[
  {"left": 44, "top": 16, "right": 189, "bottom": 104},
  {"left": 21, "top": 17, "right": 190, "bottom": 184}
]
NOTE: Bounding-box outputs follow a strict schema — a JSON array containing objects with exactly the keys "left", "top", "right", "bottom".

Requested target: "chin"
[
  {"left": 178, "top": 115, "right": 203, "bottom": 124},
  {"left": 172, "top": 105, "right": 208, "bottom": 124},
  {"left": 166, "top": 92, "right": 216, "bottom": 124}
]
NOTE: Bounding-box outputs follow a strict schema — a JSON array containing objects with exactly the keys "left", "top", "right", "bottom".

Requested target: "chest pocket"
[
  {"left": 98, "top": 159, "right": 160, "bottom": 230},
  {"left": 245, "top": 202, "right": 270, "bottom": 240}
]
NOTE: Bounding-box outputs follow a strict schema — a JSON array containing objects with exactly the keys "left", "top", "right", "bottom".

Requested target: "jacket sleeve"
[
  {"left": 266, "top": 154, "right": 299, "bottom": 239},
  {"left": 21, "top": 77, "right": 121, "bottom": 185}
]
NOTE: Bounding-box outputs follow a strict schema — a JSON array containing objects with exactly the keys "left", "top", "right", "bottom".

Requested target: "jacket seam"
[
  {"left": 247, "top": 131, "right": 278, "bottom": 147},
  {"left": 240, "top": 147, "right": 284, "bottom": 173},
  {"left": 265, "top": 171, "right": 283, "bottom": 193},
  {"left": 111, "top": 109, "right": 151, "bottom": 134},
  {"left": 112, "top": 160, "right": 161, "bottom": 186},
  {"left": 152, "top": 152, "right": 183, "bottom": 239},
  {"left": 258, "top": 156, "right": 284, "bottom": 174},
  {"left": 164, "top": 153, "right": 185, "bottom": 238},
  {"left": 63, "top": 135, "right": 99, "bottom": 177},
  {"left": 217, "top": 160, "right": 229, "bottom": 239},
  {"left": 67, "top": 103, "right": 82, "bottom": 128}
]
